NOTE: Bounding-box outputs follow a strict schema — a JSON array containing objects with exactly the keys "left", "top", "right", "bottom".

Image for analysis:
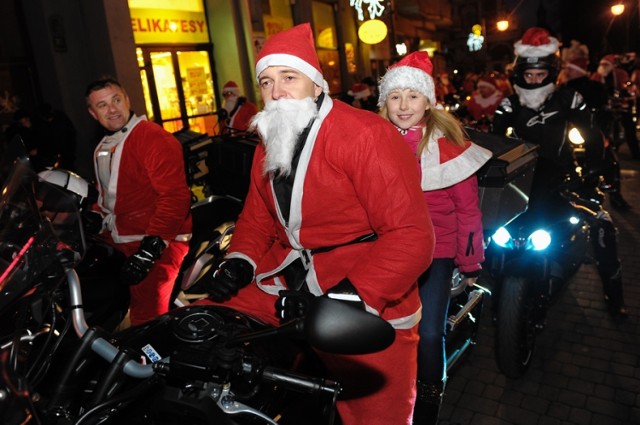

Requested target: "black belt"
[{"left": 285, "top": 232, "right": 378, "bottom": 290}]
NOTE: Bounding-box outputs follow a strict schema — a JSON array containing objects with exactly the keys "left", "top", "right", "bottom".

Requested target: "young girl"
[{"left": 378, "top": 51, "right": 492, "bottom": 425}]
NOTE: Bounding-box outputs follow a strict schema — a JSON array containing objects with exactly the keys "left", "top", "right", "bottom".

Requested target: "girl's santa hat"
[
  {"left": 378, "top": 51, "right": 437, "bottom": 106},
  {"left": 255, "top": 23, "right": 329, "bottom": 93}
]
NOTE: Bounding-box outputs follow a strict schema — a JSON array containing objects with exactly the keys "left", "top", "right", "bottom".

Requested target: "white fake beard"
[
  {"left": 250, "top": 97, "right": 318, "bottom": 177},
  {"left": 223, "top": 97, "right": 238, "bottom": 113},
  {"left": 514, "top": 83, "right": 556, "bottom": 110}
]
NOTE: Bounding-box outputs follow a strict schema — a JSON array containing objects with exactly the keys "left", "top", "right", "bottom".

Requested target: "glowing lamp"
[
  {"left": 496, "top": 20, "right": 509, "bottom": 31},
  {"left": 358, "top": 19, "right": 388, "bottom": 45},
  {"left": 611, "top": 3, "right": 625, "bottom": 15}
]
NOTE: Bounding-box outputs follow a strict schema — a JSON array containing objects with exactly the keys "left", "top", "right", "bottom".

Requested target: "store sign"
[{"left": 130, "top": 8, "right": 209, "bottom": 44}]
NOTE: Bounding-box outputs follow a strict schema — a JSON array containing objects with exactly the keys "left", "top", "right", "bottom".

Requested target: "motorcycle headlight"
[
  {"left": 492, "top": 227, "right": 512, "bottom": 248},
  {"left": 568, "top": 127, "right": 585, "bottom": 145},
  {"left": 528, "top": 229, "right": 551, "bottom": 251}
]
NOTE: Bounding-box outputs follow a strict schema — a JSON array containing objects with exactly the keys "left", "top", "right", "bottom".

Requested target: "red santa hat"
[
  {"left": 222, "top": 80, "right": 240, "bottom": 95},
  {"left": 378, "top": 51, "right": 436, "bottom": 106},
  {"left": 566, "top": 57, "right": 589, "bottom": 74},
  {"left": 514, "top": 27, "right": 560, "bottom": 58},
  {"left": 255, "top": 23, "right": 329, "bottom": 93},
  {"left": 476, "top": 75, "right": 497, "bottom": 90},
  {"left": 600, "top": 54, "right": 617, "bottom": 66},
  {"left": 348, "top": 83, "right": 371, "bottom": 100}
]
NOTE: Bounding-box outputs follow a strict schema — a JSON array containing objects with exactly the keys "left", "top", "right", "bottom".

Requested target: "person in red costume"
[
  {"left": 220, "top": 80, "right": 258, "bottom": 133},
  {"left": 85, "top": 77, "right": 192, "bottom": 327},
  {"left": 198, "top": 23, "right": 435, "bottom": 425},
  {"left": 378, "top": 51, "right": 491, "bottom": 425},
  {"left": 465, "top": 74, "right": 505, "bottom": 124}
]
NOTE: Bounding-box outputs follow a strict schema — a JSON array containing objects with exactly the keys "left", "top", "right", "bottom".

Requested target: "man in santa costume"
[
  {"left": 493, "top": 27, "right": 627, "bottom": 317},
  {"left": 465, "top": 74, "right": 504, "bottom": 126},
  {"left": 199, "top": 23, "right": 435, "bottom": 425},
  {"left": 85, "top": 77, "right": 192, "bottom": 327},
  {"left": 220, "top": 80, "right": 258, "bottom": 133}
]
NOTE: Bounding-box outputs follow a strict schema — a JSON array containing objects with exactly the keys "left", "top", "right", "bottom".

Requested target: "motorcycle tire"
[{"left": 495, "top": 276, "right": 536, "bottom": 378}]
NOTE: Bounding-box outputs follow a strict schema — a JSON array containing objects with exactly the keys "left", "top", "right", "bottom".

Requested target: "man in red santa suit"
[
  {"left": 85, "top": 77, "right": 192, "bottom": 327},
  {"left": 220, "top": 80, "right": 258, "bottom": 133},
  {"left": 465, "top": 74, "right": 504, "bottom": 125},
  {"left": 198, "top": 23, "right": 435, "bottom": 425}
]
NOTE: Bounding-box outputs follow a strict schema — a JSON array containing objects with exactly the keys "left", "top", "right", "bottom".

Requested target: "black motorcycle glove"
[
  {"left": 120, "top": 235, "right": 166, "bottom": 285},
  {"left": 206, "top": 258, "right": 254, "bottom": 302},
  {"left": 275, "top": 290, "right": 315, "bottom": 322}
]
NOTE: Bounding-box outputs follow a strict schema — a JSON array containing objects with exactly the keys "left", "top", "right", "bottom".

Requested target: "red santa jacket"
[
  {"left": 223, "top": 98, "right": 259, "bottom": 132},
  {"left": 466, "top": 90, "right": 504, "bottom": 121},
  {"left": 226, "top": 98, "right": 435, "bottom": 328},
  {"left": 93, "top": 115, "right": 192, "bottom": 244}
]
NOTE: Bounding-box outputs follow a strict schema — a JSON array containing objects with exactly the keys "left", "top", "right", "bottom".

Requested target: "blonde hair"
[{"left": 379, "top": 104, "right": 468, "bottom": 156}]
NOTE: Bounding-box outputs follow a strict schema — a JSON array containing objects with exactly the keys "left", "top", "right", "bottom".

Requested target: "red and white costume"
[
  {"left": 93, "top": 114, "right": 192, "bottom": 325},
  {"left": 202, "top": 97, "right": 434, "bottom": 424}
]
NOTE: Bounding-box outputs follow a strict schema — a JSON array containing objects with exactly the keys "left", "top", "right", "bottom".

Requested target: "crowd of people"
[{"left": 4, "top": 20, "right": 636, "bottom": 425}]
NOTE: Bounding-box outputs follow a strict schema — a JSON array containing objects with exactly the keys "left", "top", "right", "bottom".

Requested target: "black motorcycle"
[
  {"left": 484, "top": 165, "right": 615, "bottom": 378},
  {"left": 0, "top": 162, "right": 395, "bottom": 425}
]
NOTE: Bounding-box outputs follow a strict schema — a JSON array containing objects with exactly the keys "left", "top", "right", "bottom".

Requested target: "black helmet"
[
  {"left": 513, "top": 53, "right": 560, "bottom": 89},
  {"left": 512, "top": 27, "right": 561, "bottom": 90}
]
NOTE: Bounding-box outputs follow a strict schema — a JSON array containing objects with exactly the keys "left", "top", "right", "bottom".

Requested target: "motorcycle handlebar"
[
  {"left": 262, "top": 366, "right": 341, "bottom": 397},
  {"left": 66, "top": 268, "right": 156, "bottom": 378}
]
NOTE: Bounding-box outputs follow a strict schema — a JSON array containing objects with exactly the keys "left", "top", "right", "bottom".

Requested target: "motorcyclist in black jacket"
[
  {"left": 561, "top": 52, "right": 631, "bottom": 210},
  {"left": 492, "top": 27, "right": 627, "bottom": 317}
]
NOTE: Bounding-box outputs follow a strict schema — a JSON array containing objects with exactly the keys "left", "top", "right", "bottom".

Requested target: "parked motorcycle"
[{"left": 0, "top": 162, "right": 395, "bottom": 425}]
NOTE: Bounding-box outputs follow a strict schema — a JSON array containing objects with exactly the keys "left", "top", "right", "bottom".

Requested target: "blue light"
[
  {"left": 492, "top": 227, "right": 511, "bottom": 248},
  {"left": 529, "top": 229, "right": 551, "bottom": 251}
]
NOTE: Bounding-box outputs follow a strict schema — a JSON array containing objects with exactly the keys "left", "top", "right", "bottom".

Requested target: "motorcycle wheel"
[{"left": 495, "top": 276, "right": 536, "bottom": 378}]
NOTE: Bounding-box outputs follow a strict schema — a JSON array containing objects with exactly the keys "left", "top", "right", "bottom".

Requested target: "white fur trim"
[
  {"left": 514, "top": 36, "right": 560, "bottom": 58},
  {"left": 420, "top": 129, "right": 493, "bottom": 190},
  {"left": 378, "top": 66, "right": 436, "bottom": 106},
  {"left": 256, "top": 53, "right": 329, "bottom": 93}
]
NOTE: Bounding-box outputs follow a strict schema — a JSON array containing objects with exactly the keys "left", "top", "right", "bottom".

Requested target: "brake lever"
[{"left": 212, "top": 382, "right": 278, "bottom": 425}]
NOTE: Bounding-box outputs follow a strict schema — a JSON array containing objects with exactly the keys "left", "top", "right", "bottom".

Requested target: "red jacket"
[
  {"left": 227, "top": 98, "right": 435, "bottom": 327},
  {"left": 93, "top": 116, "right": 192, "bottom": 244}
]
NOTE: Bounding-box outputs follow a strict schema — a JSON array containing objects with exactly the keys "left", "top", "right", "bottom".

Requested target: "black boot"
[
  {"left": 603, "top": 276, "right": 628, "bottom": 317},
  {"left": 413, "top": 380, "right": 444, "bottom": 425}
]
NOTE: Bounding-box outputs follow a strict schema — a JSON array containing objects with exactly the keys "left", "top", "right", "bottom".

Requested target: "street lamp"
[{"left": 611, "top": 3, "right": 625, "bottom": 15}]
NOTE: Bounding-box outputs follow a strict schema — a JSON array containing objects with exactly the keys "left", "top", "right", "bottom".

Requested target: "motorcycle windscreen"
[{"left": 0, "top": 162, "right": 85, "bottom": 313}]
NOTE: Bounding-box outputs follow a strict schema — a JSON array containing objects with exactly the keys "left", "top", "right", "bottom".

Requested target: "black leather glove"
[
  {"left": 120, "top": 235, "right": 166, "bottom": 285},
  {"left": 206, "top": 258, "right": 254, "bottom": 302},
  {"left": 275, "top": 290, "right": 315, "bottom": 322}
]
